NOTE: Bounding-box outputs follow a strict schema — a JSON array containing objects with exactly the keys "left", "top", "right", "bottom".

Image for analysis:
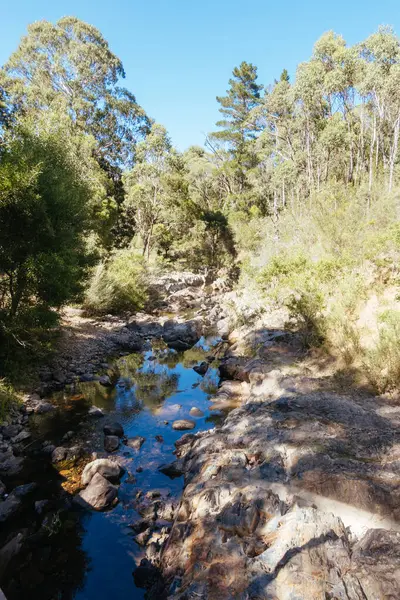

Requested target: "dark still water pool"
[{"left": 2, "top": 338, "right": 222, "bottom": 600}]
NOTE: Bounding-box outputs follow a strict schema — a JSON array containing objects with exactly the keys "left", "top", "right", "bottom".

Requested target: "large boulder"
[
  {"left": 81, "top": 459, "right": 124, "bottom": 486},
  {"left": 162, "top": 320, "right": 201, "bottom": 351},
  {"left": 76, "top": 473, "right": 118, "bottom": 510},
  {"left": 0, "top": 450, "right": 23, "bottom": 476}
]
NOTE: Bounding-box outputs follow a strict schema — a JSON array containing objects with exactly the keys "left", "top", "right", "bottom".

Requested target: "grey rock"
[
  {"left": 51, "top": 446, "right": 68, "bottom": 463},
  {"left": 0, "top": 494, "right": 21, "bottom": 523},
  {"left": 76, "top": 472, "right": 118, "bottom": 510},
  {"left": 41, "top": 443, "right": 56, "bottom": 456},
  {"left": 172, "top": 419, "right": 195, "bottom": 431},
  {"left": 0, "top": 533, "right": 24, "bottom": 578},
  {"left": 126, "top": 436, "right": 146, "bottom": 450},
  {"left": 35, "top": 499, "right": 49, "bottom": 515},
  {"left": 99, "top": 375, "right": 112, "bottom": 387},
  {"left": 2, "top": 424, "right": 21, "bottom": 440},
  {"left": 88, "top": 405, "right": 104, "bottom": 418},
  {"left": 104, "top": 435, "right": 119, "bottom": 452},
  {"left": 12, "top": 482, "right": 37, "bottom": 497},
  {"left": 189, "top": 407, "right": 204, "bottom": 417},
  {"left": 158, "top": 460, "right": 185, "bottom": 479},
  {"left": 81, "top": 458, "right": 124, "bottom": 486},
  {"left": 193, "top": 362, "right": 208, "bottom": 376},
  {"left": 79, "top": 373, "right": 95, "bottom": 382},
  {"left": 0, "top": 451, "right": 24, "bottom": 476},
  {"left": 162, "top": 320, "right": 201, "bottom": 351},
  {"left": 34, "top": 401, "right": 55, "bottom": 414},
  {"left": 62, "top": 431, "right": 74, "bottom": 442}
]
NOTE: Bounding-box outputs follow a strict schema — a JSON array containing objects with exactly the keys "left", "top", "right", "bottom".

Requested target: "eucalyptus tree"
[
  {"left": 358, "top": 26, "right": 400, "bottom": 191},
  {"left": 123, "top": 124, "right": 173, "bottom": 257},
  {"left": 2, "top": 16, "right": 150, "bottom": 167},
  {"left": 0, "top": 111, "right": 106, "bottom": 318}
]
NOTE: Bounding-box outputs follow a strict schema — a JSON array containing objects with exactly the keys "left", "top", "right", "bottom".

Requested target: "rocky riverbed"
[{"left": 1, "top": 273, "right": 400, "bottom": 599}]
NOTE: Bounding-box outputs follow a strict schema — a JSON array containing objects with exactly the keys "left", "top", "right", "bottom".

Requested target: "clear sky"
[{"left": 1, "top": 0, "right": 399, "bottom": 150}]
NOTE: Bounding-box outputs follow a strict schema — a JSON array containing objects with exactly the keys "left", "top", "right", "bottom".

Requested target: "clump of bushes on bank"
[
  {"left": 232, "top": 182, "right": 400, "bottom": 393},
  {"left": 84, "top": 249, "right": 149, "bottom": 315}
]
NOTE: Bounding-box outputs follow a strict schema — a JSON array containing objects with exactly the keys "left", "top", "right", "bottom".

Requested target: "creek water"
[{"left": 2, "top": 338, "right": 222, "bottom": 600}]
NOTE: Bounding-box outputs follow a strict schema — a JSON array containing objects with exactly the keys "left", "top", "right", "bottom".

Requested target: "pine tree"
[
  {"left": 210, "top": 61, "right": 263, "bottom": 192},
  {"left": 280, "top": 68, "right": 290, "bottom": 82}
]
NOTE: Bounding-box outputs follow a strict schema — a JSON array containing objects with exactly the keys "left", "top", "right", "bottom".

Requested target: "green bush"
[
  {"left": 363, "top": 310, "right": 400, "bottom": 392},
  {"left": 84, "top": 249, "right": 149, "bottom": 315},
  {"left": 285, "top": 289, "right": 326, "bottom": 348},
  {"left": 0, "top": 379, "right": 21, "bottom": 422}
]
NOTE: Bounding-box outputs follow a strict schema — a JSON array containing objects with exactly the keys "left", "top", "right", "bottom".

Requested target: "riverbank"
[
  {"left": 0, "top": 272, "right": 229, "bottom": 598},
  {"left": 1, "top": 273, "right": 400, "bottom": 599},
  {"left": 146, "top": 321, "right": 400, "bottom": 599}
]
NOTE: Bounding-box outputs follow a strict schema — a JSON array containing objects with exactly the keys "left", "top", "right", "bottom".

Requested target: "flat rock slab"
[
  {"left": 172, "top": 420, "right": 195, "bottom": 431},
  {"left": 155, "top": 385, "right": 400, "bottom": 600}
]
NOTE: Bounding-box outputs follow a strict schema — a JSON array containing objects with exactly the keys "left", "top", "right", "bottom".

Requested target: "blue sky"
[{"left": 1, "top": 0, "right": 399, "bottom": 150}]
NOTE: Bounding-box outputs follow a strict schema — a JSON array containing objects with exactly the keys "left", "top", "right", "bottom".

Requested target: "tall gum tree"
[{"left": 1, "top": 16, "right": 150, "bottom": 168}]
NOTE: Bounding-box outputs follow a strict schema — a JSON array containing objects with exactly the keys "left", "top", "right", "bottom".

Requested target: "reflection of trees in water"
[
  {"left": 3, "top": 505, "right": 89, "bottom": 600},
  {"left": 199, "top": 368, "right": 219, "bottom": 395},
  {"left": 114, "top": 353, "right": 143, "bottom": 378},
  {"left": 154, "top": 351, "right": 181, "bottom": 369},
  {"left": 181, "top": 346, "right": 208, "bottom": 368},
  {"left": 134, "top": 368, "right": 180, "bottom": 409},
  {"left": 78, "top": 381, "right": 111, "bottom": 405}
]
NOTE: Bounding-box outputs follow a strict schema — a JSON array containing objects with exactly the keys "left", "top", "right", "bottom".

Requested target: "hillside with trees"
[
  {"left": 1, "top": 19, "right": 400, "bottom": 395},
  {"left": 2, "top": 16, "right": 400, "bottom": 600}
]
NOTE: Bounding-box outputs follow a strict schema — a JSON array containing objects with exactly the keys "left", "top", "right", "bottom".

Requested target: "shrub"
[
  {"left": 285, "top": 289, "right": 326, "bottom": 348},
  {"left": 84, "top": 249, "right": 149, "bottom": 314},
  {"left": 0, "top": 115, "right": 105, "bottom": 318},
  {"left": 363, "top": 310, "right": 400, "bottom": 392},
  {"left": 0, "top": 379, "right": 20, "bottom": 422}
]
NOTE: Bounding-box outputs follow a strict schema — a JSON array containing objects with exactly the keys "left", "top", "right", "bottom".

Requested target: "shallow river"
[{"left": 3, "top": 338, "right": 222, "bottom": 600}]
